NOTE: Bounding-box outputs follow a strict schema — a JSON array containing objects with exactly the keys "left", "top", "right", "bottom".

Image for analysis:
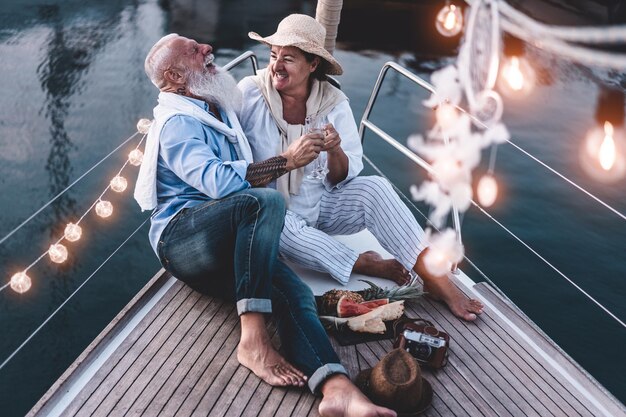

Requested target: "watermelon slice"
[
  {"left": 337, "top": 295, "right": 373, "bottom": 318},
  {"left": 359, "top": 299, "right": 389, "bottom": 309}
]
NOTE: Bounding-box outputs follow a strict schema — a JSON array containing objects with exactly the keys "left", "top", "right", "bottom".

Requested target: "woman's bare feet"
[
  {"left": 415, "top": 249, "right": 484, "bottom": 321},
  {"left": 353, "top": 251, "right": 410, "bottom": 285},
  {"left": 238, "top": 313, "right": 306, "bottom": 387},
  {"left": 319, "top": 374, "right": 397, "bottom": 417}
]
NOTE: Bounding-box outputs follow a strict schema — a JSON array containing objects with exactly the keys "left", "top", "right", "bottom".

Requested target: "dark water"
[{"left": 0, "top": 0, "right": 624, "bottom": 415}]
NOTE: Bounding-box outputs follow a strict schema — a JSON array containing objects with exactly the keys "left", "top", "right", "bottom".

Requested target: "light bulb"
[
  {"left": 110, "top": 175, "right": 128, "bottom": 192},
  {"left": 599, "top": 121, "right": 616, "bottom": 170},
  {"left": 477, "top": 174, "right": 498, "bottom": 207},
  {"left": 433, "top": 158, "right": 464, "bottom": 191},
  {"left": 436, "top": 102, "right": 459, "bottom": 131},
  {"left": 64, "top": 223, "right": 82, "bottom": 242},
  {"left": 128, "top": 149, "right": 143, "bottom": 166},
  {"left": 423, "top": 247, "right": 451, "bottom": 276},
  {"left": 436, "top": 4, "right": 463, "bottom": 37},
  {"left": 136, "top": 118, "right": 152, "bottom": 134},
  {"left": 498, "top": 56, "right": 535, "bottom": 97},
  {"left": 579, "top": 121, "right": 626, "bottom": 183},
  {"left": 96, "top": 200, "right": 113, "bottom": 218},
  {"left": 48, "top": 243, "right": 68, "bottom": 263},
  {"left": 10, "top": 271, "right": 31, "bottom": 293}
]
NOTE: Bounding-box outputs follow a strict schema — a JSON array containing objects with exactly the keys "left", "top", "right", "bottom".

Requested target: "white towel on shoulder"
[{"left": 134, "top": 92, "right": 253, "bottom": 211}]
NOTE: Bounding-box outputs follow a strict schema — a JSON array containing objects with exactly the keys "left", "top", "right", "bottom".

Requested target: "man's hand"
[
  {"left": 281, "top": 132, "right": 324, "bottom": 171},
  {"left": 321, "top": 124, "right": 342, "bottom": 154}
]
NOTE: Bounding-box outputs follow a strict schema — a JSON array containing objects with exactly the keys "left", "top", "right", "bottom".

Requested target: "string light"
[
  {"left": 580, "top": 121, "right": 626, "bottom": 182},
  {"left": 64, "top": 223, "right": 82, "bottom": 242},
  {"left": 3, "top": 118, "right": 149, "bottom": 293},
  {"left": 110, "top": 175, "right": 128, "bottom": 192},
  {"left": 128, "top": 149, "right": 144, "bottom": 166},
  {"left": 599, "top": 122, "right": 616, "bottom": 170},
  {"left": 136, "top": 118, "right": 152, "bottom": 134},
  {"left": 95, "top": 200, "right": 113, "bottom": 218},
  {"left": 48, "top": 244, "right": 68, "bottom": 264},
  {"left": 436, "top": 102, "right": 459, "bottom": 131},
  {"left": 10, "top": 272, "right": 31, "bottom": 294},
  {"left": 498, "top": 56, "right": 535, "bottom": 97},
  {"left": 477, "top": 174, "right": 498, "bottom": 207},
  {"left": 436, "top": 3, "right": 463, "bottom": 37}
]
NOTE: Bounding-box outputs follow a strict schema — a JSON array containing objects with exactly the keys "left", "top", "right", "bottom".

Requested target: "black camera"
[{"left": 403, "top": 329, "right": 447, "bottom": 363}]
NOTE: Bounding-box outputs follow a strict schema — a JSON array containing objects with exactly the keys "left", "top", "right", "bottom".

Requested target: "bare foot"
[
  {"left": 353, "top": 251, "right": 410, "bottom": 285},
  {"left": 415, "top": 250, "right": 484, "bottom": 321},
  {"left": 319, "top": 374, "right": 397, "bottom": 417},
  {"left": 237, "top": 338, "right": 306, "bottom": 387}
]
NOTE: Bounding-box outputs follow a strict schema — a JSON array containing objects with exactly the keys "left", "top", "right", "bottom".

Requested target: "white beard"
[{"left": 187, "top": 67, "right": 242, "bottom": 113}]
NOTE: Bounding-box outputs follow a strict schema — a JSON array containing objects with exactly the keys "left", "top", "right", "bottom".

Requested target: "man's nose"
[{"left": 201, "top": 44, "right": 213, "bottom": 55}]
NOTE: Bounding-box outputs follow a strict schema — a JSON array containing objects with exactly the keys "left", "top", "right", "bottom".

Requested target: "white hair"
[{"left": 144, "top": 33, "right": 179, "bottom": 88}]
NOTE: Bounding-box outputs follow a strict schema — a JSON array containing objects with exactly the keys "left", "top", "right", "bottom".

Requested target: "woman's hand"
[
  {"left": 322, "top": 124, "right": 342, "bottom": 154},
  {"left": 281, "top": 132, "right": 324, "bottom": 171},
  {"left": 321, "top": 123, "right": 349, "bottom": 184}
]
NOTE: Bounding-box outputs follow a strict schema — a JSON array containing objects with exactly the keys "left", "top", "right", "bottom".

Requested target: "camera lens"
[{"left": 407, "top": 341, "right": 432, "bottom": 361}]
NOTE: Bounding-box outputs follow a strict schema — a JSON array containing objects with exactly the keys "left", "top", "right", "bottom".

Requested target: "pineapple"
[
  {"left": 357, "top": 279, "right": 424, "bottom": 303},
  {"left": 320, "top": 289, "right": 364, "bottom": 315},
  {"left": 319, "top": 281, "right": 423, "bottom": 316}
]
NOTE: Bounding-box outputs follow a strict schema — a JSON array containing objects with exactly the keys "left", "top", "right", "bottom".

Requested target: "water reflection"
[{"left": 36, "top": 3, "right": 130, "bottom": 234}]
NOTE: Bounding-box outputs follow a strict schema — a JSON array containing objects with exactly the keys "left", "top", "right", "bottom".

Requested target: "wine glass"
[{"left": 305, "top": 114, "right": 329, "bottom": 180}]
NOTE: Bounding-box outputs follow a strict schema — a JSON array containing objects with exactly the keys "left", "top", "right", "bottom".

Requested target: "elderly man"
[{"left": 135, "top": 34, "right": 396, "bottom": 417}]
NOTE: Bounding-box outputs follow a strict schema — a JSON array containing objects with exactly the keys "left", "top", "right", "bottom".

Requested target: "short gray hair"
[{"left": 144, "top": 33, "right": 180, "bottom": 88}]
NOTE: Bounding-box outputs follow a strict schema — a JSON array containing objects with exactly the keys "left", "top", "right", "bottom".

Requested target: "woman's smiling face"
[{"left": 269, "top": 45, "right": 319, "bottom": 94}]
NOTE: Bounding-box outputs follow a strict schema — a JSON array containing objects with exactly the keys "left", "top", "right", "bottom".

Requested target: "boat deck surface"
[{"left": 28, "top": 267, "right": 625, "bottom": 417}]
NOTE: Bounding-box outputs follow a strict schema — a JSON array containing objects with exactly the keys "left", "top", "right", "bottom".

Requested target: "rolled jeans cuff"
[
  {"left": 308, "top": 363, "right": 349, "bottom": 395},
  {"left": 236, "top": 298, "right": 272, "bottom": 315}
]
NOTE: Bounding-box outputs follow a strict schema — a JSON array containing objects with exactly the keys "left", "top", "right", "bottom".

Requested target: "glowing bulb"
[
  {"left": 129, "top": 149, "right": 143, "bottom": 166},
  {"left": 505, "top": 57, "right": 524, "bottom": 91},
  {"left": 579, "top": 122, "right": 625, "bottom": 182},
  {"left": 110, "top": 175, "right": 128, "bottom": 192},
  {"left": 10, "top": 272, "right": 31, "bottom": 293},
  {"left": 48, "top": 244, "right": 68, "bottom": 264},
  {"left": 64, "top": 223, "right": 82, "bottom": 242},
  {"left": 436, "top": 4, "right": 463, "bottom": 37},
  {"left": 96, "top": 200, "right": 113, "bottom": 218},
  {"left": 599, "top": 121, "right": 616, "bottom": 170},
  {"left": 136, "top": 118, "right": 152, "bottom": 134},
  {"left": 477, "top": 174, "right": 498, "bottom": 207},
  {"left": 433, "top": 158, "right": 464, "bottom": 190},
  {"left": 498, "top": 56, "right": 535, "bottom": 97},
  {"left": 436, "top": 102, "right": 459, "bottom": 131},
  {"left": 424, "top": 248, "right": 451, "bottom": 276}
]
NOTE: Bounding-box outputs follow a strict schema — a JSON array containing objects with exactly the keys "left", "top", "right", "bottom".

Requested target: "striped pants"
[{"left": 279, "top": 176, "right": 427, "bottom": 285}]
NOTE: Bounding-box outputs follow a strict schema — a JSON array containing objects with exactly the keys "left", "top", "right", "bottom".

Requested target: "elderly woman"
[{"left": 239, "top": 14, "right": 483, "bottom": 322}]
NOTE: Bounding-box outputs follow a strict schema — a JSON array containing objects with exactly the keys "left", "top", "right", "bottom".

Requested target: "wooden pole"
[{"left": 315, "top": 0, "right": 343, "bottom": 54}]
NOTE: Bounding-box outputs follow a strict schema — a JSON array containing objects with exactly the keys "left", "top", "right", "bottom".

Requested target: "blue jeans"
[{"left": 157, "top": 188, "right": 346, "bottom": 393}]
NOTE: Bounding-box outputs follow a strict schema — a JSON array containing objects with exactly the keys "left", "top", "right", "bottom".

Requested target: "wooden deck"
[{"left": 28, "top": 268, "right": 626, "bottom": 417}]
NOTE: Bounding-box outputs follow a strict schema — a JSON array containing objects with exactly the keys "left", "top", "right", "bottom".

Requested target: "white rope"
[
  {"left": 0, "top": 217, "right": 150, "bottom": 371},
  {"left": 470, "top": 201, "right": 626, "bottom": 329},
  {"left": 462, "top": 0, "right": 626, "bottom": 69},
  {"left": 498, "top": 1, "right": 626, "bottom": 44},
  {"left": 501, "top": 18, "right": 626, "bottom": 69},
  {"left": 0, "top": 132, "right": 141, "bottom": 248}
]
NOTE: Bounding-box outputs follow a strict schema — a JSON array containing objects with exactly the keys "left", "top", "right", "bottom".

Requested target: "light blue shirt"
[{"left": 149, "top": 96, "right": 250, "bottom": 253}]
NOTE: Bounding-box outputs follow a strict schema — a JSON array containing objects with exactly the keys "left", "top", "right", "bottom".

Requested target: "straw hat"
[
  {"left": 248, "top": 14, "right": 343, "bottom": 75},
  {"left": 355, "top": 349, "right": 433, "bottom": 416}
]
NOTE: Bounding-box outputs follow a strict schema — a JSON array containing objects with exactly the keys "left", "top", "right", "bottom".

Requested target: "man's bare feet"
[
  {"left": 238, "top": 313, "right": 306, "bottom": 387},
  {"left": 353, "top": 251, "right": 410, "bottom": 285},
  {"left": 415, "top": 249, "right": 484, "bottom": 321},
  {"left": 319, "top": 374, "right": 397, "bottom": 417}
]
